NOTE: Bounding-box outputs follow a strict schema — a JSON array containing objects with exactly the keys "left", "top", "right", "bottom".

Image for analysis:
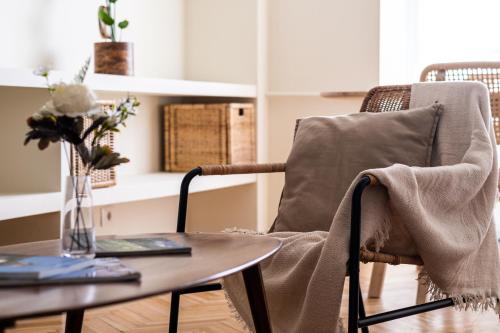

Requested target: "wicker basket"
[
  {"left": 71, "top": 101, "right": 116, "bottom": 189},
  {"left": 164, "top": 103, "right": 256, "bottom": 172}
]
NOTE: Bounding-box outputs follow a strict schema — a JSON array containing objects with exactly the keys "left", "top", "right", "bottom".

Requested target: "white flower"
[
  {"left": 33, "top": 66, "right": 50, "bottom": 77},
  {"left": 31, "top": 112, "right": 44, "bottom": 121},
  {"left": 51, "top": 83, "right": 97, "bottom": 117},
  {"left": 32, "top": 100, "right": 58, "bottom": 120},
  {"left": 40, "top": 100, "right": 56, "bottom": 115}
]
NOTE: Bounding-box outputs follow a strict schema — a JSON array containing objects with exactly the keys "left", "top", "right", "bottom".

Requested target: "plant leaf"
[
  {"left": 82, "top": 116, "right": 107, "bottom": 140},
  {"left": 98, "top": 7, "right": 114, "bottom": 26},
  {"left": 118, "top": 20, "right": 129, "bottom": 29},
  {"left": 38, "top": 138, "right": 50, "bottom": 150},
  {"left": 73, "top": 57, "right": 91, "bottom": 84},
  {"left": 76, "top": 143, "right": 91, "bottom": 165}
]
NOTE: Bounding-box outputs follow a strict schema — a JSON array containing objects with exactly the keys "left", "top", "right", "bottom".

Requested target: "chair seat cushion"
[{"left": 273, "top": 104, "right": 442, "bottom": 232}]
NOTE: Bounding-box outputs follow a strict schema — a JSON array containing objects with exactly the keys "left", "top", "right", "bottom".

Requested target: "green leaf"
[
  {"left": 74, "top": 57, "right": 91, "bottom": 84},
  {"left": 109, "top": 0, "right": 118, "bottom": 3},
  {"left": 118, "top": 20, "right": 129, "bottom": 29},
  {"left": 98, "top": 8, "right": 114, "bottom": 26}
]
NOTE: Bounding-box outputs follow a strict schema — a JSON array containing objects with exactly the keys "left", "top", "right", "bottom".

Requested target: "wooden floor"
[{"left": 7, "top": 263, "right": 499, "bottom": 332}]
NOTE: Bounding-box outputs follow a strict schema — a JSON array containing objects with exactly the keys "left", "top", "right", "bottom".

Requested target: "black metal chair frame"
[{"left": 169, "top": 168, "right": 454, "bottom": 333}]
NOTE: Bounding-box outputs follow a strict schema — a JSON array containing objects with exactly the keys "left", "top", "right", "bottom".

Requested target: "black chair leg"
[
  {"left": 359, "top": 288, "right": 369, "bottom": 333},
  {"left": 348, "top": 177, "right": 371, "bottom": 333},
  {"left": 169, "top": 291, "right": 181, "bottom": 333}
]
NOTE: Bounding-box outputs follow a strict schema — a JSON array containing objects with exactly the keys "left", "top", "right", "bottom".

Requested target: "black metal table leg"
[
  {"left": 65, "top": 309, "right": 84, "bottom": 333},
  {"left": 169, "top": 291, "right": 181, "bottom": 333},
  {"left": 0, "top": 319, "right": 15, "bottom": 333},
  {"left": 242, "top": 264, "right": 272, "bottom": 333}
]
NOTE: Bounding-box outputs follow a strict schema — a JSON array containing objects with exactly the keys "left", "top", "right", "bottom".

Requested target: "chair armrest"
[
  {"left": 348, "top": 173, "right": 380, "bottom": 324},
  {"left": 365, "top": 174, "right": 379, "bottom": 186},
  {"left": 176, "top": 163, "right": 285, "bottom": 232},
  {"left": 199, "top": 163, "right": 286, "bottom": 176}
]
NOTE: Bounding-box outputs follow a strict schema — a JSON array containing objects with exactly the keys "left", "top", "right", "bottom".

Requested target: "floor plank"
[{"left": 7, "top": 263, "right": 499, "bottom": 332}]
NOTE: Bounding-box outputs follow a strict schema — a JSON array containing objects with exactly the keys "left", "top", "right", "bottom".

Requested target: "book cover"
[
  {"left": 0, "top": 255, "right": 98, "bottom": 280},
  {"left": 0, "top": 258, "right": 140, "bottom": 287},
  {"left": 96, "top": 238, "right": 191, "bottom": 257}
]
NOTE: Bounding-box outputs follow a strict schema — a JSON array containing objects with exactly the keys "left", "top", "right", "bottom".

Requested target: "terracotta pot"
[{"left": 94, "top": 42, "right": 134, "bottom": 76}]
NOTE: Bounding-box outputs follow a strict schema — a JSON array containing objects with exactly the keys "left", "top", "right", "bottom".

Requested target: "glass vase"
[{"left": 62, "top": 175, "right": 96, "bottom": 258}]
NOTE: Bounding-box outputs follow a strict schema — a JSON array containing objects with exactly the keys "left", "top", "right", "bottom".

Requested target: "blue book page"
[
  {"left": 48, "top": 258, "right": 139, "bottom": 280},
  {"left": 0, "top": 255, "right": 96, "bottom": 279},
  {"left": 0, "top": 258, "right": 140, "bottom": 287}
]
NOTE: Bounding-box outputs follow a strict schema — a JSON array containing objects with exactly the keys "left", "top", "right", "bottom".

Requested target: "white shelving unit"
[
  {"left": 0, "top": 68, "right": 257, "bottom": 98},
  {"left": 93, "top": 173, "right": 256, "bottom": 206},
  {"left": 0, "top": 68, "right": 258, "bottom": 222},
  {"left": 0, "top": 192, "right": 62, "bottom": 221},
  {"left": 0, "top": 1, "right": 262, "bottom": 241},
  {"left": 0, "top": 173, "right": 256, "bottom": 221}
]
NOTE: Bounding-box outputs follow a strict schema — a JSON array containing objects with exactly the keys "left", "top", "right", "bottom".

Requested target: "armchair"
[{"left": 169, "top": 85, "right": 456, "bottom": 333}]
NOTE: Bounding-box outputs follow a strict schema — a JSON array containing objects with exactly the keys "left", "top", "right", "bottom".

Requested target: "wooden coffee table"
[{"left": 0, "top": 233, "right": 281, "bottom": 333}]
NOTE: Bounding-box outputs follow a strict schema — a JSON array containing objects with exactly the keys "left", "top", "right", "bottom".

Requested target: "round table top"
[{"left": 0, "top": 232, "right": 281, "bottom": 321}]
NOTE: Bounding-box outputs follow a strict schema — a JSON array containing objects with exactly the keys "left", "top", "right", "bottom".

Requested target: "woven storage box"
[
  {"left": 164, "top": 103, "right": 256, "bottom": 172},
  {"left": 71, "top": 101, "right": 116, "bottom": 189}
]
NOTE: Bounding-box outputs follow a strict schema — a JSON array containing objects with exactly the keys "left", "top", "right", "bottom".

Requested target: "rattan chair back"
[
  {"left": 360, "top": 85, "right": 411, "bottom": 113},
  {"left": 421, "top": 62, "right": 500, "bottom": 142}
]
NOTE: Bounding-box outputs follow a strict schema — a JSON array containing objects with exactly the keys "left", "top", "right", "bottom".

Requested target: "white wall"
[
  {"left": 184, "top": 0, "right": 257, "bottom": 84},
  {"left": 268, "top": 0, "right": 379, "bottom": 93},
  {"left": 0, "top": 0, "right": 185, "bottom": 79}
]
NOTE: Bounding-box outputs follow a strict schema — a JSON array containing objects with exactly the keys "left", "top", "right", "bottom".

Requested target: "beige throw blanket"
[{"left": 223, "top": 82, "right": 500, "bottom": 332}]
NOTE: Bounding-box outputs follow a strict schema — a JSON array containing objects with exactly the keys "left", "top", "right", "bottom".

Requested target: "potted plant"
[
  {"left": 25, "top": 59, "right": 139, "bottom": 258},
  {"left": 95, "top": 0, "right": 133, "bottom": 75}
]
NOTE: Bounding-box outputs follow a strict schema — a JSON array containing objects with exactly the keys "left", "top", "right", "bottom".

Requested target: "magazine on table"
[
  {"left": 0, "top": 254, "right": 99, "bottom": 279},
  {"left": 0, "top": 257, "right": 140, "bottom": 287},
  {"left": 96, "top": 237, "right": 191, "bottom": 257}
]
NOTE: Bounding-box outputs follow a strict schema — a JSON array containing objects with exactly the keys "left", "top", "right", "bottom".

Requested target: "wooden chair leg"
[
  {"left": 415, "top": 266, "right": 427, "bottom": 304},
  {"left": 368, "top": 263, "right": 386, "bottom": 298}
]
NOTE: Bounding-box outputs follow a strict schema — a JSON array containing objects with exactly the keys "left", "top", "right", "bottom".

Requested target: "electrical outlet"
[{"left": 99, "top": 207, "right": 112, "bottom": 227}]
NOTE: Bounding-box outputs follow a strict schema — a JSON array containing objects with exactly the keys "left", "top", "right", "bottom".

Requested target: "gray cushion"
[{"left": 273, "top": 104, "right": 442, "bottom": 232}]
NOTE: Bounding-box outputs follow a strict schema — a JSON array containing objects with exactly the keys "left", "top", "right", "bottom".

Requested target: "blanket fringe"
[
  {"left": 418, "top": 271, "right": 500, "bottom": 316},
  {"left": 223, "top": 227, "right": 265, "bottom": 236},
  {"left": 222, "top": 228, "right": 261, "bottom": 333},
  {"left": 222, "top": 284, "right": 253, "bottom": 333},
  {"left": 370, "top": 215, "right": 392, "bottom": 252}
]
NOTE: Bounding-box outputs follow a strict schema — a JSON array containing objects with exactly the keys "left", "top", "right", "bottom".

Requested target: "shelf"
[
  {"left": 92, "top": 172, "right": 257, "bottom": 206},
  {"left": 0, "top": 67, "right": 257, "bottom": 98},
  {"left": 266, "top": 91, "right": 368, "bottom": 98},
  {"left": 0, "top": 192, "right": 61, "bottom": 221},
  {"left": 320, "top": 91, "right": 367, "bottom": 98},
  {"left": 266, "top": 92, "right": 320, "bottom": 97},
  {"left": 0, "top": 173, "right": 256, "bottom": 221}
]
